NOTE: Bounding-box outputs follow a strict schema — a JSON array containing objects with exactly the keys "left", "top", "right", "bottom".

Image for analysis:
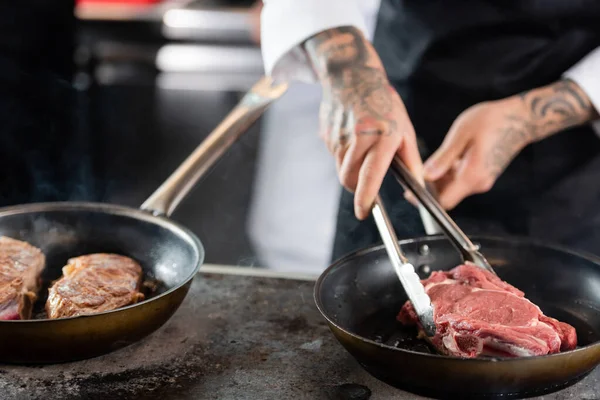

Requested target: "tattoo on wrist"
[
  {"left": 486, "top": 79, "right": 596, "bottom": 177},
  {"left": 304, "top": 27, "right": 398, "bottom": 150},
  {"left": 486, "top": 120, "right": 532, "bottom": 178},
  {"left": 518, "top": 79, "right": 596, "bottom": 141},
  {"left": 304, "top": 27, "right": 368, "bottom": 77}
]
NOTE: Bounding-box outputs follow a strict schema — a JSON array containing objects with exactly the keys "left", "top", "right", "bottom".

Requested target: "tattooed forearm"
[
  {"left": 304, "top": 27, "right": 370, "bottom": 78},
  {"left": 485, "top": 119, "right": 532, "bottom": 177},
  {"left": 485, "top": 80, "right": 598, "bottom": 177},
  {"left": 303, "top": 27, "right": 399, "bottom": 150},
  {"left": 518, "top": 79, "right": 597, "bottom": 141}
]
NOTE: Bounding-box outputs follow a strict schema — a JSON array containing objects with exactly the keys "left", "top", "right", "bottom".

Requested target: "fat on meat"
[
  {"left": 398, "top": 264, "right": 577, "bottom": 358},
  {"left": 0, "top": 236, "right": 46, "bottom": 320}
]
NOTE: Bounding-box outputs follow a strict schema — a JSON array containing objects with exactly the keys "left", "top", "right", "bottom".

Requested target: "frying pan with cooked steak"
[
  {"left": 46, "top": 254, "right": 145, "bottom": 319},
  {"left": 0, "top": 236, "right": 45, "bottom": 320},
  {"left": 0, "top": 77, "right": 285, "bottom": 363},
  {"left": 0, "top": 204, "right": 202, "bottom": 364}
]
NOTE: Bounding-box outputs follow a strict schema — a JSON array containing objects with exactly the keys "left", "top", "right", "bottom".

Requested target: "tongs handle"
[
  {"left": 390, "top": 156, "right": 496, "bottom": 275},
  {"left": 372, "top": 196, "right": 436, "bottom": 337}
]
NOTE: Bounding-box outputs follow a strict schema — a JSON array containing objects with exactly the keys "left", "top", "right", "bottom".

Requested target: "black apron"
[
  {"left": 0, "top": 1, "right": 101, "bottom": 206},
  {"left": 332, "top": 0, "right": 600, "bottom": 260}
]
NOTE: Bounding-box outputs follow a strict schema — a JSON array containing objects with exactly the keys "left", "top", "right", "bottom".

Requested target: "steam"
[{"left": 0, "top": 58, "right": 102, "bottom": 207}]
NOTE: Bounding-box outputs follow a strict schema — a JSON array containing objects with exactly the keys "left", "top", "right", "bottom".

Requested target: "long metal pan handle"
[
  {"left": 390, "top": 156, "right": 496, "bottom": 275},
  {"left": 372, "top": 196, "right": 436, "bottom": 337},
  {"left": 141, "top": 77, "right": 289, "bottom": 217}
]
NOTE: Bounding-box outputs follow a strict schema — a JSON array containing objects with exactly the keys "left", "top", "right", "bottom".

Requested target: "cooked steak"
[
  {"left": 0, "top": 236, "right": 46, "bottom": 320},
  {"left": 398, "top": 264, "right": 577, "bottom": 358},
  {"left": 46, "top": 254, "right": 145, "bottom": 319}
]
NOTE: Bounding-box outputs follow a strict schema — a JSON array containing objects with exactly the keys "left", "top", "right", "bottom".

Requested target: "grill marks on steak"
[
  {"left": 46, "top": 254, "right": 145, "bottom": 319},
  {"left": 398, "top": 264, "right": 577, "bottom": 358},
  {"left": 0, "top": 237, "right": 45, "bottom": 320}
]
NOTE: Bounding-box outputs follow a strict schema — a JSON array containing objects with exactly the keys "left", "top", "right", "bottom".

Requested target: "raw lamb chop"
[
  {"left": 398, "top": 264, "right": 577, "bottom": 358},
  {"left": 46, "top": 253, "right": 145, "bottom": 319},
  {"left": 0, "top": 236, "right": 46, "bottom": 320}
]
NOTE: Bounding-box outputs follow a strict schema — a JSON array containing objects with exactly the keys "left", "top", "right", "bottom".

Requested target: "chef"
[{"left": 260, "top": 1, "right": 600, "bottom": 261}]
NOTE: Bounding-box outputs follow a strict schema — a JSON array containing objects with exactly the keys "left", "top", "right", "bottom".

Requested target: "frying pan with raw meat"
[
  {"left": 0, "top": 77, "right": 288, "bottom": 364},
  {"left": 315, "top": 235, "right": 600, "bottom": 399}
]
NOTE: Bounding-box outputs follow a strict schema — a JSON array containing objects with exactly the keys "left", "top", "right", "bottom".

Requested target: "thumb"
[{"left": 424, "top": 124, "right": 470, "bottom": 181}]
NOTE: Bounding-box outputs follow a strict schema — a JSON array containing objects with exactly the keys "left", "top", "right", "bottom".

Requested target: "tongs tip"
[
  {"left": 421, "top": 310, "right": 437, "bottom": 337},
  {"left": 465, "top": 251, "right": 497, "bottom": 275},
  {"left": 372, "top": 197, "right": 437, "bottom": 337}
]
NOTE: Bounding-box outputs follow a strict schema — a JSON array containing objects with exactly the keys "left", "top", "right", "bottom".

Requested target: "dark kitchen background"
[{"left": 76, "top": 0, "right": 264, "bottom": 266}]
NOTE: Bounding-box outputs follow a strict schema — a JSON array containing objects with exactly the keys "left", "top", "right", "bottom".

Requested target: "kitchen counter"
[{"left": 0, "top": 266, "right": 597, "bottom": 400}]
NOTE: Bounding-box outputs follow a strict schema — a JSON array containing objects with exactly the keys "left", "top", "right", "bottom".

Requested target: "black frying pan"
[
  {"left": 315, "top": 235, "right": 600, "bottom": 399},
  {"left": 0, "top": 77, "right": 288, "bottom": 364}
]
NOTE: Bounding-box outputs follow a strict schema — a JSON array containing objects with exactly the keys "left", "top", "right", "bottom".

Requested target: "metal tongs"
[
  {"left": 371, "top": 157, "right": 498, "bottom": 337},
  {"left": 372, "top": 196, "right": 437, "bottom": 337},
  {"left": 390, "top": 156, "right": 497, "bottom": 276}
]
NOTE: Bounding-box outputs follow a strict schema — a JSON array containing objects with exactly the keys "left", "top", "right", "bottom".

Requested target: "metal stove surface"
[{"left": 0, "top": 270, "right": 597, "bottom": 400}]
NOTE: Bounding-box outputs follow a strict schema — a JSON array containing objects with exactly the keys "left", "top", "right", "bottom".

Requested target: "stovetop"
[{"left": 0, "top": 270, "right": 597, "bottom": 400}]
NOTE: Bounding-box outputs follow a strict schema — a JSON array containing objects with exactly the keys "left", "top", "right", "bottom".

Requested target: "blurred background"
[{"left": 75, "top": 0, "right": 358, "bottom": 273}]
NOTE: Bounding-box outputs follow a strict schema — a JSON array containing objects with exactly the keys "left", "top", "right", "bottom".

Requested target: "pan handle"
[{"left": 141, "top": 77, "right": 289, "bottom": 217}]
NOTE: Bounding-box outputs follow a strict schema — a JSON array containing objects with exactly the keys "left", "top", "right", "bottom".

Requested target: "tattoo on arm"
[
  {"left": 304, "top": 27, "right": 399, "bottom": 150},
  {"left": 304, "top": 27, "right": 368, "bottom": 76},
  {"left": 486, "top": 120, "right": 532, "bottom": 178},
  {"left": 486, "top": 79, "right": 597, "bottom": 176},
  {"left": 518, "top": 79, "right": 596, "bottom": 141}
]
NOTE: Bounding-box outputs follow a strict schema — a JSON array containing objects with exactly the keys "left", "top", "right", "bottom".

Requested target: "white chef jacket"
[{"left": 260, "top": 0, "right": 600, "bottom": 132}]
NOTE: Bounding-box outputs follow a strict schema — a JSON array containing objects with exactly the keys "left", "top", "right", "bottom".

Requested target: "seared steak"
[
  {"left": 46, "top": 254, "right": 145, "bottom": 319},
  {"left": 0, "top": 236, "right": 46, "bottom": 320},
  {"left": 398, "top": 264, "right": 577, "bottom": 358}
]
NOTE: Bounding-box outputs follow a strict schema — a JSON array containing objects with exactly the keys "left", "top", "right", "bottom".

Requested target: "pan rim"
[
  {"left": 314, "top": 234, "right": 600, "bottom": 363},
  {"left": 0, "top": 201, "right": 204, "bottom": 323}
]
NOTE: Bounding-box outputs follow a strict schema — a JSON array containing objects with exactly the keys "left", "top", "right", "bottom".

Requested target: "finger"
[
  {"left": 397, "top": 129, "right": 424, "bottom": 208},
  {"left": 437, "top": 179, "right": 469, "bottom": 211},
  {"left": 424, "top": 122, "right": 471, "bottom": 181},
  {"left": 324, "top": 106, "right": 351, "bottom": 170},
  {"left": 334, "top": 144, "right": 349, "bottom": 177},
  {"left": 435, "top": 152, "right": 477, "bottom": 210},
  {"left": 334, "top": 133, "right": 352, "bottom": 176},
  {"left": 337, "top": 133, "right": 372, "bottom": 192},
  {"left": 318, "top": 101, "right": 337, "bottom": 153},
  {"left": 404, "top": 191, "right": 419, "bottom": 207},
  {"left": 428, "top": 167, "right": 453, "bottom": 198},
  {"left": 354, "top": 136, "right": 399, "bottom": 219},
  {"left": 337, "top": 110, "right": 376, "bottom": 192},
  {"left": 334, "top": 109, "right": 355, "bottom": 170},
  {"left": 397, "top": 129, "right": 425, "bottom": 185}
]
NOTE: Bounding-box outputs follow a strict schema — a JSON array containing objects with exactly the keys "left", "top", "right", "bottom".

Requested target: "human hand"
[
  {"left": 304, "top": 27, "right": 423, "bottom": 220},
  {"left": 423, "top": 80, "right": 597, "bottom": 210}
]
